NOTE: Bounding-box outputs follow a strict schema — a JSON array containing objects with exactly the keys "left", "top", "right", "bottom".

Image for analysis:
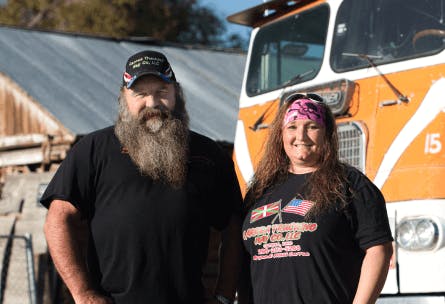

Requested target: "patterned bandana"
[{"left": 283, "top": 98, "right": 325, "bottom": 127}]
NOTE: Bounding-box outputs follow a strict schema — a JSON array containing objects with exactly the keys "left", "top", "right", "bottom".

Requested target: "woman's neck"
[{"left": 288, "top": 165, "right": 317, "bottom": 174}]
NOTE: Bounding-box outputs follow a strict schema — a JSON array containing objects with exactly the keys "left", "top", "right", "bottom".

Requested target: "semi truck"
[{"left": 228, "top": 0, "right": 445, "bottom": 302}]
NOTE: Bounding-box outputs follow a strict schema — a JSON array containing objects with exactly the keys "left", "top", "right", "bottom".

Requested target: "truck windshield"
[
  {"left": 246, "top": 4, "right": 329, "bottom": 97},
  {"left": 331, "top": 0, "right": 445, "bottom": 71}
]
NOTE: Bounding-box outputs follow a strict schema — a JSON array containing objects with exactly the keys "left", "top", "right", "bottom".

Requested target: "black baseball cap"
[{"left": 122, "top": 50, "right": 176, "bottom": 88}]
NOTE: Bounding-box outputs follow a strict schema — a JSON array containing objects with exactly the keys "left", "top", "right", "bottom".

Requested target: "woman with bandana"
[{"left": 239, "top": 93, "right": 393, "bottom": 304}]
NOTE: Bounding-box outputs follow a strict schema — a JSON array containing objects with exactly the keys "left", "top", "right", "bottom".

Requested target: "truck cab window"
[
  {"left": 246, "top": 5, "right": 329, "bottom": 96},
  {"left": 331, "top": 0, "right": 445, "bottom": 72}
]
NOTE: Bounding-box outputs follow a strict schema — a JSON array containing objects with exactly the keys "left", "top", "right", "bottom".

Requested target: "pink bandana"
[{"left": 283, "top": 98, "right": 325, "bottom": 127}]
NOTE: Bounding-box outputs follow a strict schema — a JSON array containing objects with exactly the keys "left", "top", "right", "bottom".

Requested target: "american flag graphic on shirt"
[
  {"left": 282, "top": 198, "right": 313, "bottom": 216},
  {"left": 250, "top": 200, "right": 281, "bottom": 223}
]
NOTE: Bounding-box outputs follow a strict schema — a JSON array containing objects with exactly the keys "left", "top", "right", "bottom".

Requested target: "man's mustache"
[{"left": 137, "top": 107, "right": 171, "bottom": 123}]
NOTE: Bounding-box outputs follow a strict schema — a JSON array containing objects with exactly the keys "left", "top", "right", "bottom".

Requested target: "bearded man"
[{"left": 42, "top": 50, "right": 243, "bottom": 304}]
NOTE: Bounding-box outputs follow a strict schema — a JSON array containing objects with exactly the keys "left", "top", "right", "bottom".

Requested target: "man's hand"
[
  {"left": 207, "top": 294, "right": 234, "bottom": 304},
  {"left": 74, "top": 289, "right": 114, "bottom": 304}
]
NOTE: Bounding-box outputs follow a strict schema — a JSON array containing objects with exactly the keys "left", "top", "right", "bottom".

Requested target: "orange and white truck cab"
[{"left": 229, "top": 0, "right": 445, "bottom": 302}]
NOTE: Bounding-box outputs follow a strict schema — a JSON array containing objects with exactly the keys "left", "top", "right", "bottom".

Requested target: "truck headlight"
[{"left": 397, "top": 218, "right": 439, "bottom": 251}]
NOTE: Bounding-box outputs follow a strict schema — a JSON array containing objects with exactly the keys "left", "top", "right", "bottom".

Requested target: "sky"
[{"left": 200, "top": 0, "right": 262, "bottom": 42}]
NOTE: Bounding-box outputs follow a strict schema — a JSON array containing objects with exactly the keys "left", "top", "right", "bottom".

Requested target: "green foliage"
[
  {"left": 54, "top": 0, "right": 136, "bottom": 37},
  {"left": 0, "top": 0, "right": 246, "bottom": 48}
]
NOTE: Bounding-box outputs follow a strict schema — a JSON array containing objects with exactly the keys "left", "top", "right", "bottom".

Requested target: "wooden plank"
[
  {"left": 0, "top": 74, "right": 74, "bottom": 138},
  {"left": 0, "top": 148, "right": 43, "bottom": 167},
  {"left": 0, "top": 134, "right": 46, "bottom": 151}
]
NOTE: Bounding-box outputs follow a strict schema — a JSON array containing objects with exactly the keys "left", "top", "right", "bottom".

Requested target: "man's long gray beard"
[{"left": 115, "top": 102, "right": 189, "bottom": 189}]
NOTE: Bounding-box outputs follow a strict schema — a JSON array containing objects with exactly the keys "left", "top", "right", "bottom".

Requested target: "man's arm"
[
  {"left": 212, "top": 214, "right": 244, "bottom": 304},
  {"left": 44, "top": 199, "right": 112, "bottom": 304},
  {"left": 235, "top": 250, "right": 253, "bottom": 304},
  {"left": 353, "top": 242, "right": 393, "bottom": 304}
]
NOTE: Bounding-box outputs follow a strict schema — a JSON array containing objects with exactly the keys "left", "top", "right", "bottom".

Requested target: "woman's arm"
[{"left": 353, "top": 241, "right": 393, "bottom": 304}]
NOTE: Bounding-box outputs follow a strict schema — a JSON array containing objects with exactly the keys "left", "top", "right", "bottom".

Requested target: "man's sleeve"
[
  {"left": 40, "top": 136, "right": 95, "bottom": 218},
  {"left": 211, "top": 149, "right": 243, "bottom": 231}
]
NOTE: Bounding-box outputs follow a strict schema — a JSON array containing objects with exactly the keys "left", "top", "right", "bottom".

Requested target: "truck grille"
[{"left": 338, "top": 122, "right": 365, "bottom": 172}]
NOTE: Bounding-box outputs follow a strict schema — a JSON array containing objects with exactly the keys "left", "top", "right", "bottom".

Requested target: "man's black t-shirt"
[
  {"left": 242, "top": 167, "right": 393, "bottom": 304},
  {"left": 41, "top": 126, "right": 242, "bottom": 304}
]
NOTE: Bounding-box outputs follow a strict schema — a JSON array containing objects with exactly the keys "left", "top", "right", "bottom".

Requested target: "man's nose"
[{"left": 144, "top": 95, "right": 159, "bottom": 108}]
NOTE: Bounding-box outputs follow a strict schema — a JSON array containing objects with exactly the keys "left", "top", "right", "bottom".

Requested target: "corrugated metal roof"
[{"left": 0, "top": 26, "right": 246, "bottom": 142}]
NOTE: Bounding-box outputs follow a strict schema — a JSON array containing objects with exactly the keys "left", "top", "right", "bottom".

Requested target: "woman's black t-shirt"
[{"left": 242, "top": 167, "right": 393, "bottom": 304}]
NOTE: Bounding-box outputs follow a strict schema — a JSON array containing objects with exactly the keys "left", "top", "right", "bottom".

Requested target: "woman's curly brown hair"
[{"left": 245, "top": 95, "right": 349, "bottom": 218}]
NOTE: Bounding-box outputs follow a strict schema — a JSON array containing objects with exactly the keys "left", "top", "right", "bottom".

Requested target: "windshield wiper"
[
  {"left": 283, "top": 69, "right": 315, "bottom": 87},
  {"left": 342, "top": 52, "right": 409, "bottom": 103},
  {"left": 249, "top": 100, "right": 278, "bottom": 131}
]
